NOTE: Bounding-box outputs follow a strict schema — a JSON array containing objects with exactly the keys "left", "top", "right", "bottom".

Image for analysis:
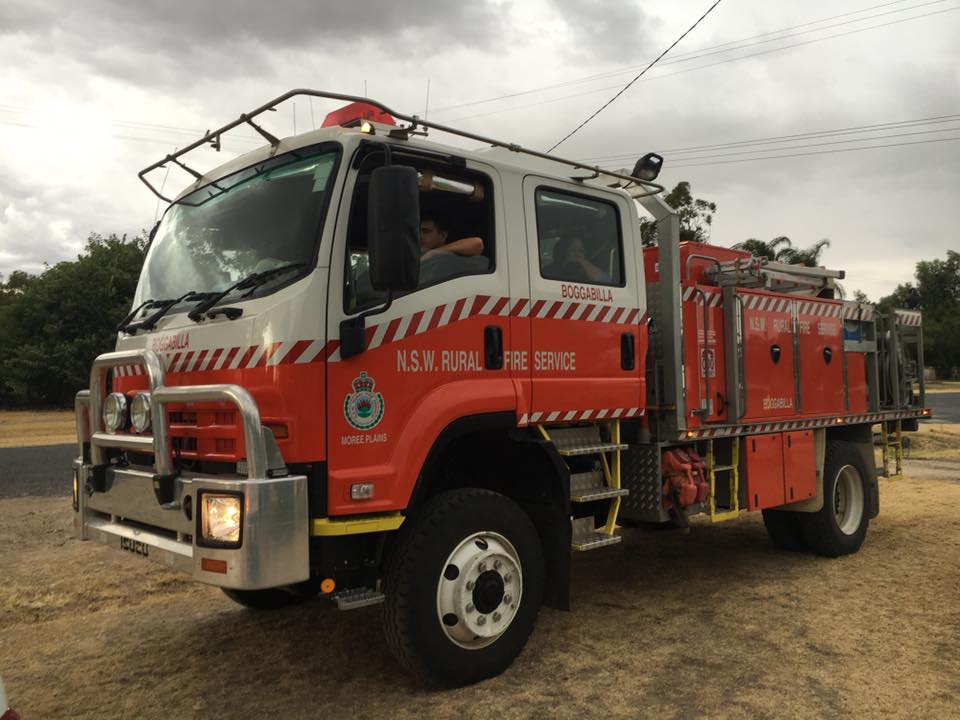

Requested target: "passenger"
[
  {"left": 545, "top": 236, "right": 609, "bottom": 283},
  {"left": 420, "top": 214, "right": 484, "bottom": 259}
]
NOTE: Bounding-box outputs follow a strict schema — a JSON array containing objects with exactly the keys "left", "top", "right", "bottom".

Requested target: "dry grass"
[
  {"left": 901, "top": 422, "right": 960, "bottom": 460},
  {"left": 1, "top": 454, "right": 958, "bottom": 719},
  {"left": 0, "top": 410, "right": 75, "bottom": 448},
  {"left": 924, "top": 380, "right": 960, "bottom": 395}
]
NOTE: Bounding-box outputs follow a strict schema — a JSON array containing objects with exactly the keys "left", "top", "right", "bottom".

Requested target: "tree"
[
  {"left": 734, "top": 236, "right": 793, "bottom": 261},
  {"left": 877, "top": 250, "right": 960, "bottom": 378},
  {"left": 639, "top": 181, "right": 717, "bottom": 246},
  {"left": 0, "top": 233, "right": 147, "bottom": 406}
]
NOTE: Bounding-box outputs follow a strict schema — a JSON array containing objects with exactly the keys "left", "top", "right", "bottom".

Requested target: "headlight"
[
  {"left": 102, "top": 393, "right": 128, "bottom": 434},
  {"left": 200, "top": 493, "right": 243, "bottom": 545},
  {"left": 130, "top": 393, "right": 152, "bottom": 433}
]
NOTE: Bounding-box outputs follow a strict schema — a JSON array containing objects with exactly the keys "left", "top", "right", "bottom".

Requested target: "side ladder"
[
  {"left": 880, "top": 419, "right": 904, "bottom": 481},
  {"left": 705, "top": 437, "right": 740, "bottom": 522},
  {"left": 537, "top": 421, "right": 629, "bottom": 551}
]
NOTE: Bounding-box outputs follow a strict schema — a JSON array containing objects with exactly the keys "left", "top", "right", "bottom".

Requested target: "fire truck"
[{"left": 72, "top": 89, "right": 930, "bottom": 686}]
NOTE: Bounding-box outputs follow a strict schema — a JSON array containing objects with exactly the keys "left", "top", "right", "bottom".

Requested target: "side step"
[
  {"left": 548, "top": 426, "right": 628, "bottom": 456},
  {"left": 571, "top": 516, "right": 622, "bottom": 551},
  {"left": 332, "top": 587, "right": 385, "bottom": 610},
  {"left": 570, "top": 470, "right": 629, "bottom": 503}
]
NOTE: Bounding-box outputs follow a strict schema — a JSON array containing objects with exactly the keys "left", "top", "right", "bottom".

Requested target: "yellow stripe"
[{"left": 311, "top": 513, "right": 404, "bottom": 536}]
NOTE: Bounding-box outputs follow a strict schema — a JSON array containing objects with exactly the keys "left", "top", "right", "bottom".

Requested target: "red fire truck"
[{"left": 72, "top": 89, "right": 929, "bottom": 686}]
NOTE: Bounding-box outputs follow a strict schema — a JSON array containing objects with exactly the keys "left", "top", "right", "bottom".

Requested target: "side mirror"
[
  {"left": 632, "top": 152, "right": 663, "bottom": 182},
  {"left": 368, "top": 165, "right": 420, "bottom": 291}
]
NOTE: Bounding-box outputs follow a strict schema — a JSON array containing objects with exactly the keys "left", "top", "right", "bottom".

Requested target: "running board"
[
  {"left": 332, "top": 587, "right": 385, "bottom": 610},
  {"left": 571, "top": 517, "right": 622, "bottom": 551}
]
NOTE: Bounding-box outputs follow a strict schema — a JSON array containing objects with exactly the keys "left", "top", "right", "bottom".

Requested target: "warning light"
[
  {"left": 322, "top": 102, "right": 395, "bottom": 128},
  {"left": 834, "top": 417, "right": 845, "bottom": 424},
  {"left": 320, "top": 578, "right": 336, "bottom": 594}
]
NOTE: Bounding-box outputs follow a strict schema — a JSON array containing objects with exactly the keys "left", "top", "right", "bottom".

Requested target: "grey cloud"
[
  {"left": 545, "top": 0, "right": 659, "bottom": 64},
  {"left": 0, "top": 0, "right": 510, "bottom": 88}
]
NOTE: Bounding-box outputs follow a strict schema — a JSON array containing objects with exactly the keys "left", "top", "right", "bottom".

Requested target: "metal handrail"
[
  {"left": 74, "top": 390, "right": 90, "bottom": 459},
  {"left": 89, "top": 350, "right": 170, "bottom": 475},
  {"left": 85, "top": 350, "right": 268, "bottom": 480},
  {"left": 138, "top": 88, "right": 665, "bottom": 203},
  {"left": 152, "top": 385, "right": 267, "bottom": 479}
]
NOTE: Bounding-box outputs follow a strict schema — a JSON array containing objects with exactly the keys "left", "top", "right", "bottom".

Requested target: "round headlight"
[
  {"left": 102, "top": 392, "right": 128, "bottom": 434},
  {"left": 130, "top": 393, "right": 152, "bottom": 434}
]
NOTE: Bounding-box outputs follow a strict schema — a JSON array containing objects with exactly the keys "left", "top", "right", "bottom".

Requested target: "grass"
[{"left": 0, "top": 410, "right": 76, "bottom": 448}]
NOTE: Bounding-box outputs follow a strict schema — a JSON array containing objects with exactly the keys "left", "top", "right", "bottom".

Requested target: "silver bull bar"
[{"left": 73, "top": 349, "right": 309, "bottom": 590}]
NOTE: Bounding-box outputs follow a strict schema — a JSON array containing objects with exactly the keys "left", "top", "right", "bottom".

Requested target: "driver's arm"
[{"left": 423, "top": 236, "right": 484, "bottom": 259}]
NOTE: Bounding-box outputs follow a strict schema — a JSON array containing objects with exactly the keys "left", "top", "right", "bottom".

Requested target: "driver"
[{"left": 420, "top": 214, "right": 484, "bottom": 259}]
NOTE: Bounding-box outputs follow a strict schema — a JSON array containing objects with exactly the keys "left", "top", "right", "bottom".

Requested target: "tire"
[
  {"left": 762, "top": 509, "right": 806, "bottom": 551},
  {"left": 382, "top": 488, "right": 544, "bottom": 686},
  {"left": 799, "top": 441, "right": 870, "bottom": 557},
  {"left": 222, "top": 579, "right": 319, "bottom": 610}
]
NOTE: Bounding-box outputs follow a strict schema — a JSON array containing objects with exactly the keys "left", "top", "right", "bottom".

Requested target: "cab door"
[
  {"left": 324, "top": 151, "right": 517, "bottom": 516},
  {"left": 522, "top": 177, "right": 645, "bottom": 423}
]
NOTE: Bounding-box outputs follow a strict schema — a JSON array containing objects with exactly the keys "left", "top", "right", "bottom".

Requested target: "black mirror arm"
[{"left": 339, "top": 292, "right": 394, "bottom": 360}]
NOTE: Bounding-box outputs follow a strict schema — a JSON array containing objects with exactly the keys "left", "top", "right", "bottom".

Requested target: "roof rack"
[{"left": 138, "top": 88, "right": 665, "bottom": 203}]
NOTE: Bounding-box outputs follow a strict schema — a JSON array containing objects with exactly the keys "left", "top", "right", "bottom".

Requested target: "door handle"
[
  {"left": 484, "top": 326, "right": 503, "bottom": 370},
  {"left": 621, "top": 332, "right": 636, "bottom": 371}
]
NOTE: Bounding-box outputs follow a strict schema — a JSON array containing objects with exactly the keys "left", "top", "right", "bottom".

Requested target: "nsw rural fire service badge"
[{"left": 344, "top": 372, "right": 384, "bottom": 430}]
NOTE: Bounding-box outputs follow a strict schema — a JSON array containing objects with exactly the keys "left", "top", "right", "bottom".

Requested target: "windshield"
[{"left": 133, "top": 143, "right": 340, "bottom": 309}]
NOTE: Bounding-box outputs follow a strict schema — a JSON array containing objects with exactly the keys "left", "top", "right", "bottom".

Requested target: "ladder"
[
  {"left": 708, "top": 257, "right": 844, "bottom": 296},
  {"left": 537, "top": 421, "right": 629, "bottom": 551},
  {"left": 705, "top": 437, "right": 740, "bottom": 522},
  {"left": 880, "top": 420, "right": 904, "bottom": 481}
]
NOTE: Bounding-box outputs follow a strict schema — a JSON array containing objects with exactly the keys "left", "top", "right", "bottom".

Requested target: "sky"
[{"left": 1, "top": 0, "right": 958, "bottom": 300}]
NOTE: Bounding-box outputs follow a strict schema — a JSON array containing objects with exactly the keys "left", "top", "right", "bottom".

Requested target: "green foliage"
[
  {"left": 877, "top": 250, "right": 960, "bottom": 378},
  {"left": 640, "top": 181, "right": 717, "bottom": 246},
  {"left": 0, "top": 233, "right": 146, "bottom": 406},
  {"left": 733, "top": 236, "right": 830, "bottom": 267}
]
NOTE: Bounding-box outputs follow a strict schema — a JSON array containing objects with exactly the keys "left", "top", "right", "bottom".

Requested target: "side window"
[
  {"left": 535, "top": 188, "right": 623, "bottom": 287},
  {"left": 344, "top": 153, "right": 495, "bottom": 313}
]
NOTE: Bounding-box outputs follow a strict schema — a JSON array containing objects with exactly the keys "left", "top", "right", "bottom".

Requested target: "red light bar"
[{"left": 322, "top": 101, "right": 395, "bottom": 128}]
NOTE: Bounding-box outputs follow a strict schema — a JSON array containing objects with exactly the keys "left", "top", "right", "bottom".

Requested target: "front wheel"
[
  {"left": 800, "top": 441, "right": 870, "bottom": 557},
  {"left": 382, "top": 488, "right": 544, "bottom": 686}
]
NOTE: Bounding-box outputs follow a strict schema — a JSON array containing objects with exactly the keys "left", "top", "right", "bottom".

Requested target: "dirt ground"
[
  {"left": 1, "top": 449, "right": 958, "bottom": 719},
  {"left": 0, "top": 410, "right": 75, "bottom": 449}
]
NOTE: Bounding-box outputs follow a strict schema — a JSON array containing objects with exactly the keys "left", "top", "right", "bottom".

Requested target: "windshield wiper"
[
  {"left": 187, "top": 263, "right": 307, "bottom": 322},
  {"left": 123, "top": 291, "right": 213, "bottom": 335}
]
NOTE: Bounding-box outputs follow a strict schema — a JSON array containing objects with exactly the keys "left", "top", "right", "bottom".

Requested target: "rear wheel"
[
  {"left": 383, "top": 488, "right": 544, "bottom": 686},
  {"left": 800, "top": 441, "right": 869, "bottom": 557},
  {"left": 762, "top": 509, "right": 806, "bottom": 551}
]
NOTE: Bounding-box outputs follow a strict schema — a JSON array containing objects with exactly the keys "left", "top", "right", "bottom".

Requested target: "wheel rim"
[
  {"left": 833, "top": 464, "right": 864, "bottom": 535},
  {"left": 435, "top": 531, "right": 523, "bottom": 650}
]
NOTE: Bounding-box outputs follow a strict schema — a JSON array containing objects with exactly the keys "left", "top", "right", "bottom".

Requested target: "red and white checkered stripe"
[
  {"left": 895, "top": 309, "right": 922, "bottom": 326},
  {"left": 682, "top": 408, "right": 927, "bottom": 440},
  {"left": 518, "top": 407, "right": 644, "bottom": 426},
  {"left": 113, "top": 295, "right": 646, "bottom": 375},
  {"left": 681, "top": 286, "right": 723, "bottom": 307},
  {"left": 842, "top": 301, "right": 875, "bottom": 321}
]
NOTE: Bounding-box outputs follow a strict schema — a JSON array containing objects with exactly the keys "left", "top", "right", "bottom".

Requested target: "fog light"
[
  {"left": 72, "top": 469, "right": 79, "bottom": 512},
  {"left": 351, "top": 482, "right": 375, "bottom": 500},
  {"left": 102, "top": 392, "right": 128, "bottom": 433},
  {"left": 130, "top": 393, "right": 152, "bottom": 433},
  {"left": 200, "top": 493, "right": 242, "bottom": 545}
]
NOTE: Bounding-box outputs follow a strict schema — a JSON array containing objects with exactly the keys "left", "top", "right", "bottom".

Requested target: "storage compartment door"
[
  {"left": 782, "top": 430, "right": 817, "bottom": 504},
  {"left": 744, "top": 432, "right": 785, "bottom": 510}
]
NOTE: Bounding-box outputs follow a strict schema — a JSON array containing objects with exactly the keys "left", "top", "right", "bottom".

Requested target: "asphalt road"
[
  {"left": 0, "top": 444, "right": 75, "bottom": 498},
  {"left": 926, "top": 391, "right": 960, "bottom": 424}
]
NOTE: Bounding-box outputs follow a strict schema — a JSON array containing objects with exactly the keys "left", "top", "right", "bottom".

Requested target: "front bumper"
[{"left": 74, "top": 349, "right": 309, "bottom": 590}]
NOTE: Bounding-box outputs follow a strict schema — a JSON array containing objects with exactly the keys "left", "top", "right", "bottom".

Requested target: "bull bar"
[{"left": 73, "top": 349, "right": 309, "bottom": 590}]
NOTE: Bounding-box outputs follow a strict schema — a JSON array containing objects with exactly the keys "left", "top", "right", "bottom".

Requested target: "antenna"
[
  {"left": 424, "top": 78, "right": 431, "bottom": 118},
  {"left": 292, "top": 101, "right": 296, "bottom": 134}
]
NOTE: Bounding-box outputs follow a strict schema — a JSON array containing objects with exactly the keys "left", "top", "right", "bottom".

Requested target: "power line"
[
  {"left": 444, "top": 4, "right": 960, "bottom": 126},
  {"left": 548, "top": 0, "right": 725, "bottom": 152},
  {"left": 579, "top": 114, "right": 960, "bottom": 162},
  {"left": 432, "top": 0, "right": 949, "bottom": 116},
  {"left": 621, "top": 134, "right": 960, "bottom": 169}
]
